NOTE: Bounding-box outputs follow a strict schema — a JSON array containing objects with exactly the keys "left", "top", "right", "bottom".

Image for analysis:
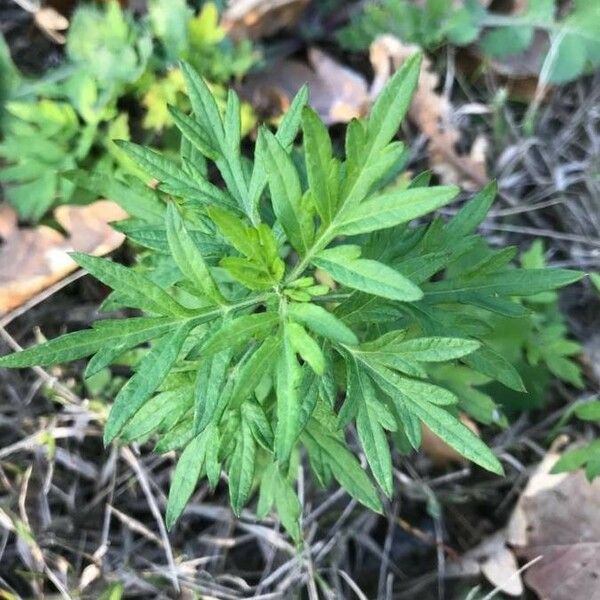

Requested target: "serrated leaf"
[
  {"left": 121, "top": 387, "right": 193, "bottom": 443},
  {"left": 115, "top": 140, "right": 233, "bottom": 209},
  {"left": 205, "top": 424, "right": 221, "bottom": 489},
  {"left": 287, "top": 321, "right": 325, "bottom": 375},
  {"left": 104, "top": 320, "right": 194, "bottom": 444},
  {"left": 248, "top": 85, "right": 308, "bottom": 210},
  {"left": 391, "top": 394, "right": 422, "bottom": 450},
  {"left": 113, "top": 220, "right": 225, "bottom": 257},
  {"left": 71, "top": 253, "right": 190, "bottom": 317},
  {"left": 221, "top": 257, "right": 273, "bottom": 290},
  {"left": 305, "top": 421, "right": 383, "bottom": 512},
  {"left": 464, "top": 345, "right": 526, "bottom": 392},
  {"left": 85, "top": 345, "right": 127, "bottom": 378},
  {"left": 166, "top": 431, "right": 208, "bottom": 529},
  {"left": 366, "top": 362, "right": 457, "bottom": 406},
  {"left": 258, "top": 129, "right": 313, "bottom": 254},
  {"left": 425, "top": 268, "right": 584, "bottom": 300},
  {"left": 358, "top": 348, "right": 427, "bottom": 378},
  {"left": 155, "top": 420, "right": 194, "bottom": 453},
  {"left": 393, "top": 337, "right": 480, "bottom": 362},
  {"left": 298, "top": 369, "right": 321, "bottom": 431},
  {"left": 336, "top": 185, "right": 458, "bottom": 235},
  {"left": 369, "top": 364, "right": 503, "bottom": 474},
  {"left": 168, "top": 104, "right": 218, "bottom": 160},
  {"left": 166, "top": 203, "right": 224, "bottom": 303},
  {"left": 242, "top": 402, "right": 274, "bottom": 451},
  {"left": 366, "top": 52, "right": 421, "bottom": 154},
  {"left": 214, "top": 91, "right": 250, "bottom": 214},
  {"left": 345, "top": 118, "right": 367, "bottom": 177},
  {"left": 287, "top": 302, "right": 358, "bottom": 345},
  {"left": 194, "top": 349, "right": 232, "bottom": 433},
  {"left": 64, "top": 169, "right": 164, "bottom": 221},
  {"left": 361, "top": 330, "right": 407, "bottom": 350},
  {"left": 302, "top": 106, "right": 337, "bottom": 224},
  {"left": 274, "top": 473, "right": 302, "bottom": 543},
  {"left": 256, "top": 462, "right": 277, "bottom": 519},
  {"left": 342, "top": 141, "right": 407, "bottom": 209},
  {"left": 208, "top": 206, "right": 258, "bottom": 258},
  {"left": 230, "top": 337, "right": 280, "bottom": 407},
  {"left": 179, "top": 60, "right": 223, "bottom": 148},
  {"left": 444, "top": 181, "right": 497, "bottom": 239},
  {"left": 275, "top": 324, "right": 303, "bottom": 463},
  {"left": 202, "top": 313, "right": 279, "bottom": 356},
  {"left": 313, "top": 246, "right": 423, "bottom": 301},
  {"left": 351, "top": 364, "right": 393, "bottom": 497},
  {"left": 224, "top": 89, "right": 242, "bottom": 150},
  {"left": 229, "top": 416, "right": 255, "bottom": 515},
  {"left": 0, "top": 316, "right": 179, "bottom": 368}
]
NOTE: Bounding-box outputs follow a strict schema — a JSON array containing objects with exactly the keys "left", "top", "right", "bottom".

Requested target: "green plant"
[
  {"left": 0, "top": 2, "right": 148, "bottom": 220},
  {"left": 0, "top": 0, "right": 256, "bottom": 220},
  {"left": 338, "top": 0, "right": 476, "bottom": 51},
  {"left": 0, "top": 57, "right": 584, "bottom": 541},
  {"left": 339, "top": 0, "right": 600, "bottom": 84},
  {"left": 438, "top": 240, "right": 584, "bottom": 418},
  {"left": 67, "top": 0, "right": 152, "bottom": 94},
  {"left": 549, "top": 274, "right": 599, "bottom": 480},
  {"left": 551, "top": 400, "right": 600, "bottom": 480},
  {"left": 140, "top": 0, "right": 256, "bottom": 131}
]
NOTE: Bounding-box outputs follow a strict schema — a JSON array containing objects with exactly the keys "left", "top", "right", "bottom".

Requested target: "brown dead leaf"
[
  {"left": 421, "top": 413, "right": 480, "bottom": 466},
  {"left": 242, "top": 48, "right": 369, "bottom": 125},
  {"left": 448, "top": 531, "right": 523, "bottom": 596},
  {"left": 506, "top": 438, "right": 600, "bottom": 600},
  {"left": 34, "top": 7, "right": 69, "bottom": 44},
  {"left": 222, "top": 0, "right": 309, "bottom": 40},
  {"left": 245, "top": 35, "right": 488, "bottom": 189},
  {"left": 458, "top": 0, "right": 555, "bottom": 102},
  {"left": 370, "top": 35, "right": 488, "bottom": 190},
  {"left": 481, "top": 540, "right": 523, "bottom": 596},
  {"left": 0, "top": 201, "right": 127, "bottom": 315}
]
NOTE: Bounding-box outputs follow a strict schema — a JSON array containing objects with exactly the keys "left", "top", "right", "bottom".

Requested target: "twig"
[
  {"left": 120, "top": 447, "right": 180, "bottom": 594},
  {"left": 480, "top": 555, "right": 543, "bottom": 600},
  {"left": 0, "top": 270, "right": 86, "bottom": 329},
  {"left": 0, "top": 327, "right": 82, "bottom": 406},
  {"left": 481, "top": 223, "right": 600, "bottom": 248},
  {"left": 339, "top": 570, "right": 369, "bottom": 600}
]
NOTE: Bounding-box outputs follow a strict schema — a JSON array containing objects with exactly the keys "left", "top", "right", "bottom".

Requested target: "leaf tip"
[
  {"left": 489, "top": 458, "right": 505, "bottom": 477},
  {"left": 103, "top": 422, "right": 118, "bottom": 447}
]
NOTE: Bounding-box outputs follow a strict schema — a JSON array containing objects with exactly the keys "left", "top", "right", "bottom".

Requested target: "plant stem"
[{"left": 190, "top": 291, "right": 274, "bottom": 323}]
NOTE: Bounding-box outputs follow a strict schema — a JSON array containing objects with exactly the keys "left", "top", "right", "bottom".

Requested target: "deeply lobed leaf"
[{"left": 0, "top": 57, "right": 584, "bottom": 544}]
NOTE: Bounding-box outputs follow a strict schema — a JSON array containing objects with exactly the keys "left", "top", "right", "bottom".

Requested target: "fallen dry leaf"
[
  {"left": 455, "top": 0, "right": 556, "bottom": 102},
  {"left": 34, "top": 7, "right": 69, "bottom": 44},
  {"left": 421, "top": 413, "right": 480, "bottom": 466},
  {"left": 448, "top": 531, "right": 523, "bottom": 596},
  {"left": 480, "top": 541, "right": 523, "bottom": 596},
  {"left": 222, "top": 0, "right": 309, "bottom": 40},
  {"left": 242, "top": 48, "right": 369, "bottom": 125},
  {"left": 470, "top": 0, "right": 541, "bottom": 80},
  {"left": 506, "top": 441, "right": 570, "bottom": 547},
  {"left": 0, "top": 201, "right": 127, "bottom": 315},
  {"left": 370, "top": 35, "right": 488, "bottom": 190},
  {"left": 246, "top": 36, "right": 488, "bottom": 189},
  {"left": 506, "top": 440, "right": 600, "bottom": 600}
]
